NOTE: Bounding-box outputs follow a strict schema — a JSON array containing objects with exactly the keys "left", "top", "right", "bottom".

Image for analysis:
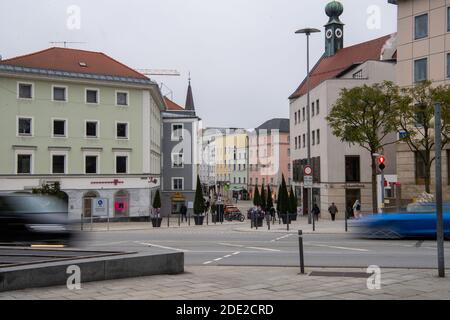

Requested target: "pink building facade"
[{"left": 248, "top": 119, "right": 291, "bottom": 199}]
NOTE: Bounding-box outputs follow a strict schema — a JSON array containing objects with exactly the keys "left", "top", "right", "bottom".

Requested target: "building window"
[
  {"left": 116, "top": 91, "right": 129, "bottom": 106},
  {"left": 86, "top": 89, "right": 99, "bottom": 104},
  {"left": 116, "top": 122, "right": 128, "bottom": 139},
  {"left": 18, "top": 83, "right": 33, "bottom": 99},
  {"left": 18, "top": 117, "right": 32, "bottom": 136},
  {"left": 295, "top": 112, "right": 298, "bottom": 124},
  {"left": 317, "top": 129, "right": 320, "bottom": 145},
  {"left": 53, "top": 119, "right": 66, "bottom": 137},
  {"left": 17, "top": 154, "right": 32, "bottom": 174},
  {"left": 172, "top": 178, "right": 184, "bottom": 190},
  {"left": 415, "top": 151, "right": 427, "bottom": 185},
  {"left": 447, "top": 54, "right": 450, "bottom": 78},
  {"left": 414, "top": 58, "right": 428, "bottom": 83},
  {"left": 172, "top": 153, "right": 184, "bottom": 168},
  {"left": 85, "top": 155, "right": 98, "bottom": 174},
  {"left": 448, "top": 7, "right": 450, "bottom": 32},
  {"left": 302, "top": 107, "right": 305, "bottom": 121},
  {"left": 114, "top": 190, "right": 130, "bottom": 217},
  {"left": 116, "top": 156, "right": 128, "bottom": 174},
  {"left": 295, "top": 137, "right": 298, "bottom": 149},
  {"left": 415, "top": 14, "right": 428, "bottom": 40},
  {"left": 353, "top": 70, "right": 363, "bottom": 79},
  {"left": 312, "top": 131, "right": 315, "bottom": 146},
  {"left": 86, "top": 121, "right": 98, "bottom": 138},
  {"left": 316, "top": 100, "right": 320, "bottom": 115},
  {"left": 52, "top": 155, "right": 66, "bottom": 174},
  {"left": 52, "top": 86, "right": 67, "bottom": 102},
  {"left": 345, "top": 156, "right": 360, "bottom": 183},
  {"left": 303, "top": 134, "right": 306, "bottom": 148},
  {"left": 312, "top": 102, "right": 315, "bottom": 116},
  {"left": 171, "top": 124, "right": 184, "bottom": 140}
]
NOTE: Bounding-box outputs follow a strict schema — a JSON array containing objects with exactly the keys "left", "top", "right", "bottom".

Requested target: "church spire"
[{"left": 185, "top": 73, "right": 195, "bottom": 111}]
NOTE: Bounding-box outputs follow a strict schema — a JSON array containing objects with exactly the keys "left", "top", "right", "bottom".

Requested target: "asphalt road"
[{"left": 71, "top": 226, "right": 450, "bottom": 269}]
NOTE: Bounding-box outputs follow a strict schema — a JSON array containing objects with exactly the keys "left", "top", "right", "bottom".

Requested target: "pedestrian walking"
[
  {"left": 353, "top": 200, "right": 362, "bottom": 219},
  {"left": 180, "top": 204, "right": 188, "bottom": 222},
  {"left": 312, "top": 204, "right": 321, "bottom": 222},
  {"left": 328, "top": 203, "right": 338, "bottom": 221}
]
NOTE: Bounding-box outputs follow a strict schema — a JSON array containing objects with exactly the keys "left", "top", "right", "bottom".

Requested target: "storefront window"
[{"left": 114, "top": 190, "right": 130, "bottom": 217}]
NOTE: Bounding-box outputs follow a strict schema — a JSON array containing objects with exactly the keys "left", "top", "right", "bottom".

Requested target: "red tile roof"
[
  {"left": 164, "top": 97, "right": 185, "bottom": 111},
  {"left": 289, "top": 35, "right": 393, "bottom": 100},
  {"left": 0, "top": 47, "right": 148, "bottom": 79}
]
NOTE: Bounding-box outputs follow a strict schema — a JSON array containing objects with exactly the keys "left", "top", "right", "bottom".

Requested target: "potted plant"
[
  {"left": 193, "top": 176, "right": 205, "bottom": 225},
  {"left": 151, "top": 189, "right": 163, "bottom": 227},
  {"left": 288, "top": 186, "right": 298, "bottom": 221},
  {"left": 278, "top": 175, "right": 290, "bottom": 224},
  {"left": 252, "top": 185, "right": 264, "bottom": 227}
]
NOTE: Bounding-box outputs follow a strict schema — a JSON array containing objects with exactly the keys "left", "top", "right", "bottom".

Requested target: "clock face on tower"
[
  {"left": 326, "top": 29, "right": 333, "bottom": 39},
  {"left": 335, "top": 28, "right": 343, "bottom": 39}
]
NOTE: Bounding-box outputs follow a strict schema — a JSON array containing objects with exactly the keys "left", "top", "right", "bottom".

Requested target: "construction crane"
[
  {"left": 136, "top": 69, "right": 181, "bottom": 77},
  {"left": 49, "top": 41, "right": 86, "bottom": 48},
  {"left": 136, "top": 69, "right": 181, "bottom": 100}
]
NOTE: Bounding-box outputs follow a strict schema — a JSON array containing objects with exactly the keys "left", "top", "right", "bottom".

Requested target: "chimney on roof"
[
  {"left": 324, "top": 1, "right": 345, "bottom": 57},
  {"left": 185, "top": 74, "right": 195, "bottom": 111}
]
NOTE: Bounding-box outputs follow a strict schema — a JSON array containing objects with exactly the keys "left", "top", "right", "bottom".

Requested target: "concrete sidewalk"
[
  {"left": 1, "top": 265, "right": 449, "bottom": 300},
  {"left": 234, "top": 217, "right": 349, "bottom": 234},
  {"left": 77, "top": 218, "right": 245, "bottom": 232},
  {"left": 76, "top": 216, "right": 349, "bottom": 234}
]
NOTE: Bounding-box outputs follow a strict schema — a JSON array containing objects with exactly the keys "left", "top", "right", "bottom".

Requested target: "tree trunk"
[{"left": 371, "top": 155, "right": 378, "bottom": 214}]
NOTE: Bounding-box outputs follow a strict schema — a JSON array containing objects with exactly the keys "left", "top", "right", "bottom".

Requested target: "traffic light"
[{"left": 378, "top": 155, "right": 386, "bottom": 171}]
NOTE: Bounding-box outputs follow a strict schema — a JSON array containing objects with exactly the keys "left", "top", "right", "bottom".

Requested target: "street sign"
[
  {"left": 304, "top": 176, "right": 313, "bottom": 188},
  {"left": 92, "top": 198, "right": 109, "bottom": 217},
  {"left": 304, "top": 165, "right": 313, "bottom": 176}
]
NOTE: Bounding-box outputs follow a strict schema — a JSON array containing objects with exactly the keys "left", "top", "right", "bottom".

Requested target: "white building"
[{"left": 289, "top": 1, "right": 397, "bottom": 218}]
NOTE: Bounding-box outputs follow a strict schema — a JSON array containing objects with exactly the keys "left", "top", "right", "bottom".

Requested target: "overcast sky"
[{"left": 0, "top": 0, "right": 397, "bottom": 129}]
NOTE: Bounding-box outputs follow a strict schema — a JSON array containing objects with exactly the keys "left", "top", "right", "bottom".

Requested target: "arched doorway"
[
  {"left": 114, "top": 190, "right": 130, "bottom": 218},
  {"left": 83, "top": 191, "right": 99, "bottom": 218}
]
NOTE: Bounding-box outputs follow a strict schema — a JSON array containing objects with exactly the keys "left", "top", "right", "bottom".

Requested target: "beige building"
[
  {"left": 389, "top": 0, "right": 450, "bottom": 200},
  {"left": 290, "top": 1, "right": 397, "bottom": 218}
]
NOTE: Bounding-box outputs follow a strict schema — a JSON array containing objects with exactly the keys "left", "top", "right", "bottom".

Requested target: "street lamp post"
[
  {"left": 434, "top": 103, "right": 445, "bottom": 278},
  {"left": 295, "top": 28, "right": 320, "bottom": 225}
]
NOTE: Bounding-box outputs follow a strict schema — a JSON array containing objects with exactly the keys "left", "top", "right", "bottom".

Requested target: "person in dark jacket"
[
  {"left": 180, "top": 204, "right": 188, "bottom": 222},
  {"left": 328, "top": 203, "right": 338, "bottom": 221},
  {"left": 312, "top": 204, "right": 321, "bottom": 222}
]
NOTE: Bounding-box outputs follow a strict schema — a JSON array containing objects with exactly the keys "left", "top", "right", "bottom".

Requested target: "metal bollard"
[
  {"left": 298, "top": 230, "right": 305, "bottom": 274},
  {"left": 267, "top": 215, "right": 270, "bottom": 230},
  {"left": 287, "top": 213, "right": 290, "bottom": 231}
]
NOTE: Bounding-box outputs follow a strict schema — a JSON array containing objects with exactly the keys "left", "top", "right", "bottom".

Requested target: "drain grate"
[{"left": 309, "top": 271, "right": 370, "bottom": 278}]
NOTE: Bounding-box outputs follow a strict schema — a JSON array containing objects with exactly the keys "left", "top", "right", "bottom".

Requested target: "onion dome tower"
[{"left": 324, "top": 1, "right": 344, "bottom": 57}]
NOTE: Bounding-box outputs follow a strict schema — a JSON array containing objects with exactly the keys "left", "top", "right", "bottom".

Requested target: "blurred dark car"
[
  {"left": 350, "top": 210, "right": 450, "bottom": 239},
  {"left": 0, "top": 194, "right": 75, "bottom": 245}
]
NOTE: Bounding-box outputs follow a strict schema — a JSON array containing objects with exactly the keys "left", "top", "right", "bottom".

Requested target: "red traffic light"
[{"left": 378, "top": 156, "right": 386, "bottom": 165}]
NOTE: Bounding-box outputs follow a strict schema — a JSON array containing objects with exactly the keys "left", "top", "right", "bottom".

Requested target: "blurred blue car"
[{"left": 350, "top": 205, "right": 450, "bottom": 239}]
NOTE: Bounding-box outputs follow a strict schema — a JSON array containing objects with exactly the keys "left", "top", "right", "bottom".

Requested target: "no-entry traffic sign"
[{"left": 304, "top": 165, "right": 313, "bottom": 176}]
